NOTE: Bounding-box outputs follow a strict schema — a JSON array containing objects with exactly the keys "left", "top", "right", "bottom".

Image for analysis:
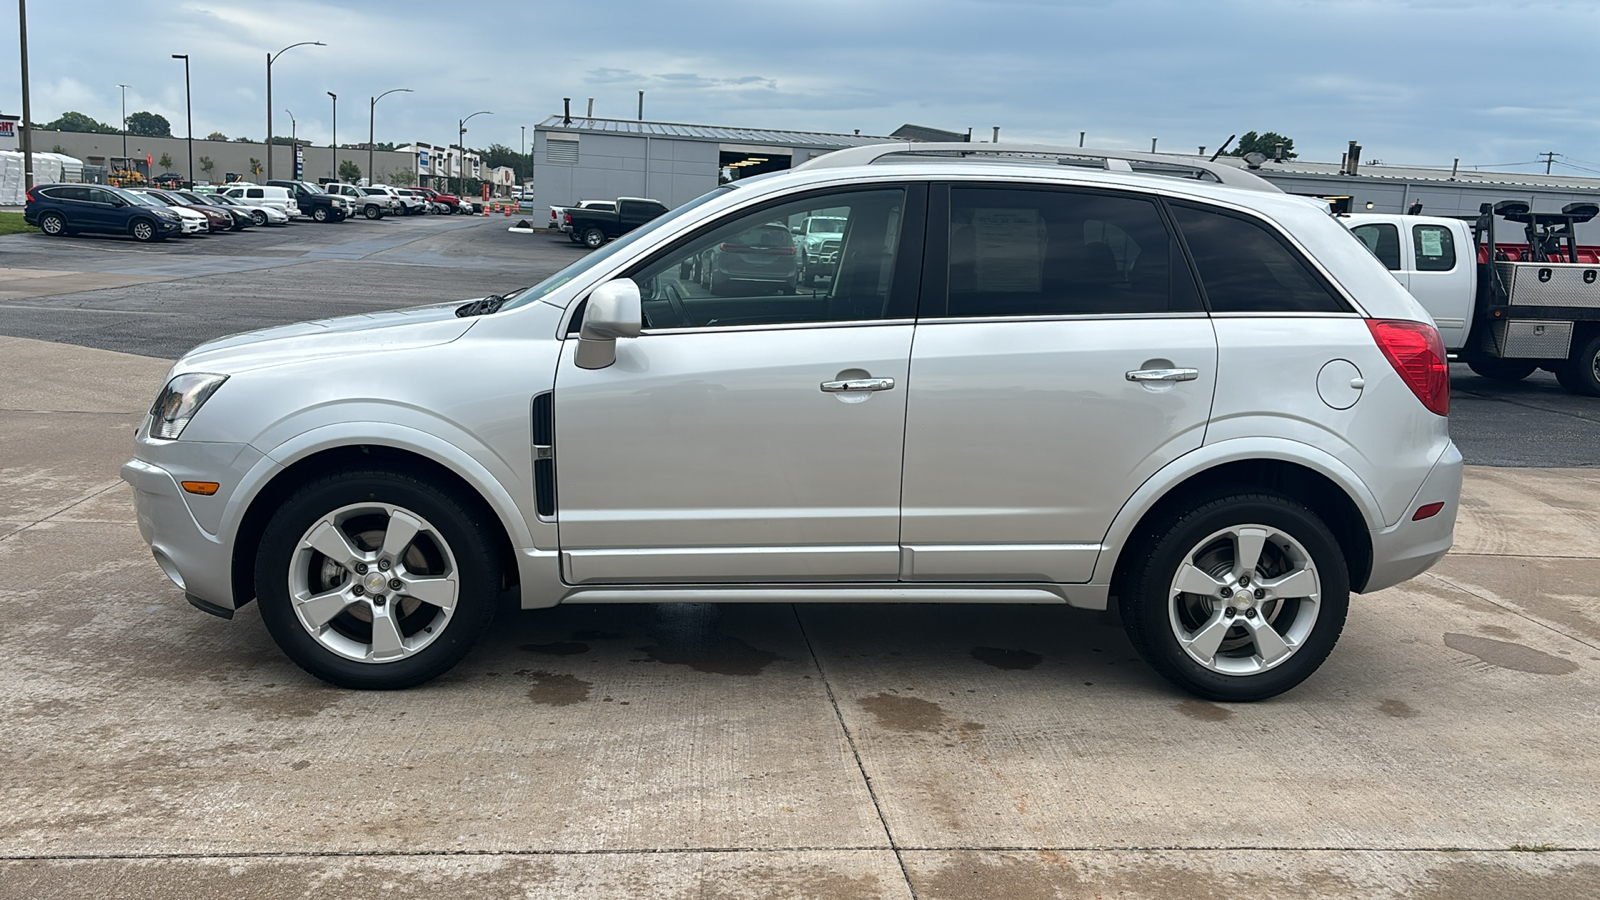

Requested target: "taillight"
[
  {"left": 25, "top": 187, "right": 38, "bottom": 203},
  {"left": 563, "top": 212, "right": 571, "bottom": 224},
  {"left": 1367, "top": 319, "right": 1449, "bottom": 416}
]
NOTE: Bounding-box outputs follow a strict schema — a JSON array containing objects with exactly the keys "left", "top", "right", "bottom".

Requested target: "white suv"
[
  {"left": 123, "top": 144, "right": 1461, "bottom": 700},
  {"left": 324, "top": 183, "right": 396, "bottom": 219}
]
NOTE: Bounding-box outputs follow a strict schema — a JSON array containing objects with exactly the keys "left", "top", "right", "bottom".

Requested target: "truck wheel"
[
  {"left": 582, "top": 228, "right": 606, "bottom": 249},
  {"left": 312, "top": 206, "right": 330, "bottom": 222},
  {"left": 1466, "top": 358, "right": 1537, "bottom": 382},
  {"left": 1556, "top": 334, "right": 1600, "bottom": 396},
  {"left": 1118, "top": 490, "right": 1349, "bottom": 702},
  {"left": 254, "top": 467, "right": 501, "bottom": 690},
  {"left": 365, "top": 204, "right": 383, "bottom": 220}
]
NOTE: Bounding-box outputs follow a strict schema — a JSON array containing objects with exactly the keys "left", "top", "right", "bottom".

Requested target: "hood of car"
[{"left": 177, "top": 302, "right": 480, "bottom": 375}]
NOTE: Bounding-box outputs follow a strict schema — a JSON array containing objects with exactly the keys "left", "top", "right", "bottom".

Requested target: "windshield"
[
  {"left": 207, "top": 195, "right": 236, "bottom": 206},
  {"left": 500, "top": 187, "right": 733, "bottom": 312},
  {"left": 808, "top": 217, "right": 847, "bottom": 235},
  {"left": 128, "top": 192, "right": 169, "bottom": 207},
  {"left": 299, "top": 181, "right": 326, "bottom": 194}
]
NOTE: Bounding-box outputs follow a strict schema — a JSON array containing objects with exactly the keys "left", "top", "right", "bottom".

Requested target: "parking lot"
[{"left": 1, "top": 218, "right": 1597, "bottom": 898}]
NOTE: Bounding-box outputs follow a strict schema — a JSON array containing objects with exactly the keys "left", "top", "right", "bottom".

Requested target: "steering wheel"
[{"left": 662, "top": 278, "right": 694, "bottom": 327}]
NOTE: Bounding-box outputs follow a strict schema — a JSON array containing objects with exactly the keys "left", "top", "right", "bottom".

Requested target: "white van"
[{"left": 220, "top": 184, "right": 301, "bottom": 219}]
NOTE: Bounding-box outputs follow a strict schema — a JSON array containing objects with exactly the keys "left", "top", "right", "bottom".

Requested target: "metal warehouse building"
[{"left": 529, "top": 115, "right": 895, "bottom": 213}]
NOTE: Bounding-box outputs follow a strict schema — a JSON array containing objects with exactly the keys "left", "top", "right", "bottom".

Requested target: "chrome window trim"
[
  {"left": 914, "top": 312, "right": 1211, "bottom": 326},
  {"left": 592, "top": 317, "right": 917, "bottom": 339},
  {"left": 1206, "top": 311, "right": 1366, "bottom": 319}
]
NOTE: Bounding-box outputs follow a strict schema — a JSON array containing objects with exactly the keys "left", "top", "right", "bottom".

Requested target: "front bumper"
[{"left": 1362, "top": 440, "right": 1464, "bottom": 593}]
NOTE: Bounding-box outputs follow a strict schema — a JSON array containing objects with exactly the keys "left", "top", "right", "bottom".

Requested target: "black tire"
[
  {"left": 39, "top": 212, "right": 67, "bottom": 236},
  {"left": 130, "top": 218, "right": 159, "bottom": 242},
  {"left": 1118, "top": 490, "right": 1350, "bottom": 702},
  {"left": 583, "top": 227, "right": 606, "bottom": 249},
  {"left": 255, "top": 467, "right": 501, "bottom": 689},
  {"left": 365, "top": 204, "right": 383, "bottom": 220},
  {"left": 252, "top": 210, "right": 269, "bottom": 227},
  {"left": 312, "top": 206, "right": 331, "bottom": 223},
  {"left": 1556, "top": 333, "right": 1600, "bottom": 396},
  {"left": 1466, "top": 358, "right": 1537, "bottom": 382}
]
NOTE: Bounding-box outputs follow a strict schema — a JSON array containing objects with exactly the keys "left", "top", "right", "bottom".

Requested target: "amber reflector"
[{"left": 181, "top": 481, "right": 220, "bottom": 495}]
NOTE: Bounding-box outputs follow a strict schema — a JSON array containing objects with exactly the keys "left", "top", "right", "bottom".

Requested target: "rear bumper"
[{"left": 1362, "top": 440, "right": 1463, "bottom": 593}]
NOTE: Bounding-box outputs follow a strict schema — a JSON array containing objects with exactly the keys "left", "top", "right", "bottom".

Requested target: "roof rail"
[{"left": 794, "top": 142, "right": 1282, "bottom": 193}]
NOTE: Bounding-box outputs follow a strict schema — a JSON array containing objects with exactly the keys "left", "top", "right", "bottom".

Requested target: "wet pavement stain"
[
  {"left": 1380, "top": 699, "right": 1420, "bottom": 718},
  {"left": 636, "top": 635, "right": 781, "bottom": 676},
  {"left": 971, "top": 646, "right": 1043, "bottom": 670},
  {"left": 571, "top": 629, "right": 622, "bottom": 641},
  {"left": 518, "top": 670, "right": 593, "bottom": 706},
  {"left": 520, "top": 641, "right": 590, "bottom": 656},
  {"left": 1177, "top": 699, "right": 1234, "bottom": 722},
  {"left": 859, "top": 692, "right": 948, "bottom": 733},
  {"left": 1443, "top": 633, "right": 1579, "bottom": 675}
]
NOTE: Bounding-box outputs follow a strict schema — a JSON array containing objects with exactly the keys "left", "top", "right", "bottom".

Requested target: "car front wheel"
[
  {"left": 255, "top": 468, "right": 501, "bottom": 689},
  {"left": 1118, "top": 491, "right": 1349, "bottom": 702},
  {"left": 130, "top": 219, "right": 158, "bottom": 242}
]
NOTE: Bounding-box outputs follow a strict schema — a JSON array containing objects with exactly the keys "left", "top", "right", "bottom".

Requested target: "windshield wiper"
[{"left": 455, "top": 294, "right": 509, "bottom": 318}]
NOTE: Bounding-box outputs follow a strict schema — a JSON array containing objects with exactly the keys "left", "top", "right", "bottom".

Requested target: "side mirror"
[{"left": 575, "top": 278, "right": 642, "bottom": 369}]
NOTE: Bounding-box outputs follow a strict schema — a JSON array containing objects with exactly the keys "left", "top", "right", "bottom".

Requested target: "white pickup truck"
[{"left": 1345, "top": 202, "right": 1600, "bottom": 395}]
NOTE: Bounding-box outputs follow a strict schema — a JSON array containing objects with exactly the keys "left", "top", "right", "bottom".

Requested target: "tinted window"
[
  {"left": 246, "top": 189, "right": 263, "bottom": 198},
  {"left": 46, "top": 186, "right": 91, "bottom": 202},
  {"left": 1412, "top": 224, "right": 1456, "bottom": 272},
  {"left": 945, "top": 187, "right": 1197, "bottom": 316},
  {"left": 1171, "top": 203, "right": 1348, "bottom": 313},
  {"left": 1351, "top": 223, "right": 1401, "bottom": 270},
  {"left": 624, "top": 188, "right": 908, "bottom": 329}
]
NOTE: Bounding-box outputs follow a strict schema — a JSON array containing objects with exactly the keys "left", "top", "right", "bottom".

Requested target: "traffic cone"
[{"left": 504, "top": 205, "right": 512, "bottom": 216}]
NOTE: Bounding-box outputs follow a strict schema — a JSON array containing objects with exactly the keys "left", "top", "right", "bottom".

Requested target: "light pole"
[
  {"left": 284, "top": 109, "right": 296, "bottom": 178},
  {"left": 327, "top": 92, "right": 337, "bottom": 180},
  {"left": 457, "top": 110, "right": 491, "bottom": 196},
  {"left": 18, "top": 0, "right": 33, "bottom": 189},
  {"left": 116, "top": 83, "right": 130, "bottom": 168},
  {"left": 171, "top": 55, "right": 191, "bottom": 186},
  {"left": 265, "top": 40, "right": 324, "bottom": 180},
  {"left": 368, "top": 87, "right": 412, "bottom": 185}
]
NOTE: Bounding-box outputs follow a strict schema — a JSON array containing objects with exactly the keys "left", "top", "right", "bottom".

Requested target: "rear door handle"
[
  {"left": 1126, "top": 367, "right": 1199, "bottom": 383},
  {"left": 821, "top": 377, "right": 895, "bottom": 393}
]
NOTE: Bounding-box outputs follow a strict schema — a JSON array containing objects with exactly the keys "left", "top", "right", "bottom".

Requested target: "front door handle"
[
  {"left": 821, "top": 377, "right": 895, "bottom": 393},
  {"left": 1126, "top": 367, "right": 1199, "bottom": 383}
]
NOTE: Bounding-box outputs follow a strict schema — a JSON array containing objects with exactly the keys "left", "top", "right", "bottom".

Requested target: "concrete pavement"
[{"left": 1, "top": 335, "right": 1597, "bottom": 899}]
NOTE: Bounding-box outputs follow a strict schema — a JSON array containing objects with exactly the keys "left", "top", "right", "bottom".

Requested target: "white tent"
[
  {"left": 0, "top": 151, "right": 25, "bottom": 205},
  {"left": 35, "top": 152, "right": 83, "bottom": 183}
]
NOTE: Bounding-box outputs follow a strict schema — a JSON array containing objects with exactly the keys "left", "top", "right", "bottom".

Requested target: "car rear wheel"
[
  {"left": 1556, "top": 333, "right": 1600, "bottom": 396},
  {"left": 255, "top": 468, "right": 501, "bottom": 689},
  {"left": 1118, "top": 491, "right": 1349, "bottom": 702},
  {"left": 582, "top": 227, "right": 606, "bottom": 249},
  {"left": 1467, "top": 358, "right": 1536, "bottom": 382},
  {"left": 130, "top": 219, "right": 158, "bottom": 242},
  {"left": 39, "top": 212, "right": 67, "bottom": 236}
]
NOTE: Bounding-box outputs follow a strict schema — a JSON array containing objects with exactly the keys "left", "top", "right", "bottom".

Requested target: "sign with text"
[{"left": 0, "top": 116, "right": 17, "bottom": 150}]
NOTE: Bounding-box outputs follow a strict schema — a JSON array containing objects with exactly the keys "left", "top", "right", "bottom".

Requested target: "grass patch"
[{"left": 0, "top": 211, "right": 38, "bottom": 236}]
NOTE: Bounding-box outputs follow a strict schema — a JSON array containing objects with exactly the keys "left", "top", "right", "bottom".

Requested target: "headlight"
[{"left": 148, "top": 373, "right": 228, "bottom": 440}]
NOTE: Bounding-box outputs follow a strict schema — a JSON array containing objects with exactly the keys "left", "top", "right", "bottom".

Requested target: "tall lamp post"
[
  {"left": 327, "top": 92, "right": 337, "bottom": 180},
  {"left": 265, "top": 40, "right": 324, "bottom": 180},
  {"left": 284, "top": 109, "right": 297, "bottom": 178},
  {"left": 457, "top": 110, "right": 491, "bottom": 196},
  {"left": 18, "top": 0, "right": 33, "bottom": 189},
  {"left": 171, "top": 54, "right": 192, "bottom": 186},
  {"left": 116, "top": 83, "right": 131, "bottom": 168},
  {"left": 368, "top": 87, "right": 412, "bottom": 185}
]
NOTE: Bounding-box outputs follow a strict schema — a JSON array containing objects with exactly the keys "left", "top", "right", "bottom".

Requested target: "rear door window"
[
  {"left": 246, "top": 189, "right": 264, "bottom": 199},
  {"left": 1412, "top": 224, "right": 1456, "bottom": 271},
  {"left": 50, "top": 186, "right": 91, "bottom": 202},
  {"left": 1170, "top": 202, "right": 1349, "bottom": 313},
  {"left": 1351, "top": 223, "right": 1402, "bottom": 270}
]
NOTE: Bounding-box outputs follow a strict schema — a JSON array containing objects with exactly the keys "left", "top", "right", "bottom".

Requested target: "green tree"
[
  {"left": 198, "top": 156, "right": 214, "bottom": 178},
  {"left": 41, "top": 111, "right": 118, "bottom": 133},
  {"left": 338, "top": 159, "right": 362, "bottom": 182},
  {"left": 269, "top": 135, "right": 297, "bottom": 146},
  {"left": 158, "top": 152, "right": 174, "bottom": 173},
  {"left": 125, "top": 111, "right": 173, "bottom": 137},
  {"left": 233, "top": 136, "right": 253, "bottom": 143},
  {"left": 479, "top": 142, "right": 532, "bottom": 180},
  {"left": 205, "top": 131, "right": 228, "bottom": 141},
  {"left": 1226, "top": 131, "right": 1297, "bottom": 160},
  {"left": 248, "top": 157, "right": 263, "bottom": 177},
  {"left": 388, "top": 168, "right": 416, "bottom": 187},
  {"left": 50, "top": 144, "right": 66, "bottom": 154}
]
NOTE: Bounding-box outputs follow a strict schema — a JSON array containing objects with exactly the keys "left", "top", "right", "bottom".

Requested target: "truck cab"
[{"left": 1345, "top": 215, "right": 1473, "bottom": 349}]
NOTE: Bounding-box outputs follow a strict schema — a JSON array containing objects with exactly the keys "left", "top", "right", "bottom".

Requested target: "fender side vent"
[{"left": 532, "top": 392, "right": 555, "bottom": 517}]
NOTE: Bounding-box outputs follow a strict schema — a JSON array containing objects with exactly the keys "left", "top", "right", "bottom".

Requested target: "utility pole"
[
  {"left": 1544, "top": 151, "right": 1557, "bottom": 175},
  {"left": 172, "top": 55, "right": 192, "bottom": 186},
  {"left": 368, "top": 88, "right": 412, "bottom": 185},
  {"left": 18, "top": 0, "right": 34, "bottom": 189},
  {"left": 285, "top": 109, "right": 296, "bottom": 177},
  {"left": 266, "top": 41, "right": 324, "bottom": 180},
  {"left": 328, "top": 92, "right": 337, "bottom": 180}
]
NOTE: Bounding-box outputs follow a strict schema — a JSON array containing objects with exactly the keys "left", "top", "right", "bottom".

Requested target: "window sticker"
[
  {"left": 1418, "top": 227, "right": 1444, "bottom": 257},
  {"left": 972, "top": 208, "right": 1045, "bottom": 292}
]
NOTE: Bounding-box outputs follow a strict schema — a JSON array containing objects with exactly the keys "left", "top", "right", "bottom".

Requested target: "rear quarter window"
[{"left": 1171, "top": 202, "right": 1350, "bottom": 313}]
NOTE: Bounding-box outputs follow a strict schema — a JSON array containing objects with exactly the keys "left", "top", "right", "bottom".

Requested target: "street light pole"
[
  {"left": 285, "top": 109, "right": 296, "bottom": 178},
  {"left": 18, "top": 0, "right": 34, "bottom": 189},
  {"left": 457, "top": 110, "right": 491, "bottom": 196},
  {"left": 368, "top": 87, "right": 412, "bottom": 185},
  {"left": 327, "top": 92, "right": 337, "bottom": 180},
  {"left": 265, "top": 40, "right": 324, "bottom": 180},
  {"left": 116, "top": 83, "right": 130, "bottom": 168},
  {"left": 171, "top": 54, "right": 191, "bottom": 186}
]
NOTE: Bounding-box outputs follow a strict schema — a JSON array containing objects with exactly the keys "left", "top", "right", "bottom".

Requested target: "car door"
[
  {"left": 899, "top": 184, "right": 1217, "bottom": 583},
  {"left": 84, "top": 188, "right": 130, "bottom": 232},
  {"left": 46, "top": 186, "right": 95, "bottom": 229},
  {"left": 553, "top": 185, "right": 925, "bottom": 584}
]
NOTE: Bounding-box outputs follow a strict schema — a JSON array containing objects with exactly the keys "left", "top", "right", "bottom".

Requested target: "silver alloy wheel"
[
  {"left": 132, "top": 220, "right": 155, "bottom": 241},
  {"left": 253, "top": 210, "right": 268, "bottom": 226},
  {"left": 41, "top": 213, "right": 65, "bottom": 235},
  {"left": 1166, "top": 524, "right": 1321, "bottom": 676},
  {"left": 288, "top": 502, "right": 460, "bottom": 664}
]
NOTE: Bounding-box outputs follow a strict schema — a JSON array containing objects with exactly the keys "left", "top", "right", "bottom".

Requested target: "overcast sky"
[{"left": 7, "top": 0, "right": 1600, "bottom": 175}]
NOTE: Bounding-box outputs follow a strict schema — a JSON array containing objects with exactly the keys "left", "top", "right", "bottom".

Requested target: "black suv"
[{"left": 25, "top": 184, "right": 185, "bottom": 242}]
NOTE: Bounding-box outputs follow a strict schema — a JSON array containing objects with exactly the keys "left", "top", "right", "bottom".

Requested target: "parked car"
[
  {"left": 220, "top": 184, "right": 303, "bottom": 220},
  {"left": 24, "top": 183, "right": 184, "bottom": 242},
  {"left": 393, "top": 188, "right": 433, "bottom": 215},
  {"left": 687, "top": 220, "right": 800, "bottom": 294},
  {"left": 265, "top": 180, "right": 349, "bottom": 223},
  {"left": 206, "top": 192, "right": 290, "bottom": 226},
  {"left": 123, "top": 144, "right": 1461, "bottom": 700},
  {"left": 131, "top": 188, "right": 239, "bottom": 233},
  {"left": 323, "top": 183, "right": 395, "bottom": 220},
  {"left": 550, "top": 199, "right": 615, "bottom": 232},
  {"left": 130, "top": 191, "right": 208, "bottom": 235},
  {"left": 563, "top": 197, "right": 668, "bottom": 248},
  {"left": 170, "top": 190, "right": 256, "bottom": 230},
  {"left": 413, "top": 187, "right": 462, "bottom": 214},
  {"left": 796, "top": 214, "right": 847, "bottom": 286}
]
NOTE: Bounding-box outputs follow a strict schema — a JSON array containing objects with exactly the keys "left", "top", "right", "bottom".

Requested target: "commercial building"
[
  {"left": 21, "top": 130, "right": 416, "bottom": 186},
  {"left": 396, "top": 142, "right": 482, "bottom": 192}
]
